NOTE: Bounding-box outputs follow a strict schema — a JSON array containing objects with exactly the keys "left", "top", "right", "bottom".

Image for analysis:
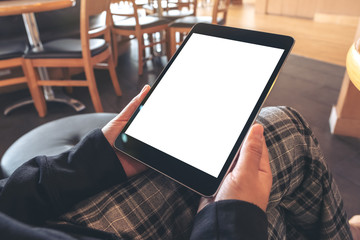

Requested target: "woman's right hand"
[{"left": 198, "top": 124, "right": 272, "bottom": 212}]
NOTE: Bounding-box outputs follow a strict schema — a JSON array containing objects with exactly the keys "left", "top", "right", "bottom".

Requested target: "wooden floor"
[{"left": 199, "top": 3, "right": 358, "bottom": 66}]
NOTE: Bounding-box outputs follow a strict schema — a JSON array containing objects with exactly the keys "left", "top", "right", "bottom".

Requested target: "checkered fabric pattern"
[
  {"left": 58, "top": 106, "right": 352, "bottom": 240},
  {"left": 257, "top": 106, "right": 352, "bottom": 240},
  {"left": 59, "top": 170, "right": 200, "bottom": 239}
]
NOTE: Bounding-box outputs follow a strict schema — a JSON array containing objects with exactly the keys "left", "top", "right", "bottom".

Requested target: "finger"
[
  {"left": 258, "top": 136, "right": 271, "bottom": 174},
  {"left": 114, "top": 85, "right": 150, "bottom": 121},
  {"left": 232, "top": 124, "right": 264, "bottom": 176},
  {"left": 258, "top": 136, "right": 272, "bottom": 190},
  {"left": 102, "top": 85, "right": 151, "bottom": 143}
]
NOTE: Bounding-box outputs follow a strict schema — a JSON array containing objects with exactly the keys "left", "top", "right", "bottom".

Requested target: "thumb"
[
  {"left": 114, "top": 85, "right": 150, "bottom": 121},
  {"left": 232, "top": 124, "right": 264, "bottom": 175},
  {"left": 102, "top": 85, "right": 150, "bottom": 144}
]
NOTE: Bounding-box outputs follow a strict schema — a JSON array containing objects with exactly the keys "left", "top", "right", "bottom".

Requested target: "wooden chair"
[
  {"left": 110, "top": 0, "right": 170, "bottom": 75},
  {"left": 144, "top": 0, "right": 197, "bottom": 21},
  {"left": 0, "top": 42, "right": 46, "bottom": 117},
  {"left": 143, "top": 0, "right": 178, "bottom": 15},
  {"left": 24, "top": 0, "right": 122, "bottom": 113},
  {"left": 168, "top": 0, "right": 230, "bottom": 56}
]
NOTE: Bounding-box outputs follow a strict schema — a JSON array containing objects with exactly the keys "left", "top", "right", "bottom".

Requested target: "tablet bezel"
[{"left": 114, "top": 23, "right": 294, "bottom": 197}]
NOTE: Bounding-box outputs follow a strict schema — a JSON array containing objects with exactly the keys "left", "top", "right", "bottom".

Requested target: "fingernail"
[
  {"left": 253, "top": 124, "right": 264, "bottom": 141},
  {"left": 141, "top": 85, "right": 149, "bottom": 93}
]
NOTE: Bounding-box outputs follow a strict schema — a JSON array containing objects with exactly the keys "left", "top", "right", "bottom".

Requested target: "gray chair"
[{"left": 1, "top": 113, "right": 117, "bottom": 177}]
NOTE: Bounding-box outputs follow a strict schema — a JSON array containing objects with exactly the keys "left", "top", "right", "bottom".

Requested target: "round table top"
[
  {"left": 346, "top": 39, "right": 360, "bottom": 91},
  {"left": 355, "top": 38, "right": 360, "bottom": 53},
  {"left": 0, "top": 0, "right": 75, "bottom": 16}
]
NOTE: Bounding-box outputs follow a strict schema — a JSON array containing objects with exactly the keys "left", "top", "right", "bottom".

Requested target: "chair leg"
[
  {"left": 181, "top": 32, "right": 186, "bottom": 42},
  {"left": 148, "top": 33, "right": 155, "bottom": 55},
  {"left": 62, "top": 67, "right": 73, "bottom": 94},
  {"left": 166, "top": 28, "right": 172, "bottom": 61},
  {"left": 107, "top": 51, "right": 122, "bottom": 96},
  {"left": 169, "top": 27, "right": 177, "bottom": 57},
  {"left": 83, "top": 63, "right": 103, "bottom": 112},
  {"left": 142, "top": 34, "right": 147, "bottom": 58},
  {"left": 112, "top": 31, "right": 119, "bottom": 67},
  {"left": 137, "top": 35, "right": 144, "bottom": 75},
  {"left": 23, "top": 59, "right": 47, "bottom": 117}
]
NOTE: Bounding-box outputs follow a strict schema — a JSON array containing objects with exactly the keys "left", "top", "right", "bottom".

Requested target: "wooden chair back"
[
  {"left": 145, "top": 0, "right": 197, "bottom": 16},
  {"left": 85, "top": 0, "right": 110, "bottom": 16},
  {"left": 24, "top": 0, "right": 122, "bottom": 114},
  {"left": 110, "top": 0, "right": 141, "bottom": 32},
  {"left": 176, "top": 0, "right": 197, "bottom": 15},
  {"left": 212, "top": 0, "right": 230, "bottom": 24},
  {"left": 80, "top": 0, "right": 112, "bottom": 60}
]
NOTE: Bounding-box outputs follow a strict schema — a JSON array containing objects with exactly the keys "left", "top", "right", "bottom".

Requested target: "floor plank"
[{"left": 198, "top": 3, "right": 358, "bottom": 66}]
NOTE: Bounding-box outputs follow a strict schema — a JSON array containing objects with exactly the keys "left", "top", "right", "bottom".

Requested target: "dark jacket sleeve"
[
  {"left": 0, "top": 211, "right": 119, "bottom": 240},
  {"left": 190, "top": 200, "right": 268, "bottom": 240},
  {"left": 0, "top": 129, "right": 127, "bottom": 225}
]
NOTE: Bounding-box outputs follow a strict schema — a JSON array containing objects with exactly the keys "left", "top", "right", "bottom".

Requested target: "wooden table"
[
  {"left": 0, "top": 0, "right": 75, "bottom": 16},
  {"left": 329, "top": 19, "right": 360, "bottom": 138},
  {"left": 347, "top": 39, "right": 360, "bottom": 91},
  {"left": 0, "top": 0, "right": 86, "bottom": 115}
]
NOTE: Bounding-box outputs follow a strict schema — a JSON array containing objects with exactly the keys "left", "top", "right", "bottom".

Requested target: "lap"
[
  {"left": 58, "top": 106, "right": 351, "bottom": 240},
  {"left": 59, "top": 169, "right": 199, "bottom": 239}
]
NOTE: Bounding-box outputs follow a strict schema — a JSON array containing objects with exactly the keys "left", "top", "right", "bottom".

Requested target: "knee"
[{"left": 257, "top": 106, "right": 313, "bottom": 139}]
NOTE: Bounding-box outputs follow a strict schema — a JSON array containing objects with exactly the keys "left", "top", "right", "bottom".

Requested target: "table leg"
[
  {"left": 329, "top": 19, "right": 360, "bottom": 138},
  {"left": 3, "top": 13, "right": 86, "bottom": 115}
]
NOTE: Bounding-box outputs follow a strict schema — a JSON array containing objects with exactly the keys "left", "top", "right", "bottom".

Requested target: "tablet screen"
[{"left": 125, "top": 33, "right": 284, "bottom": 178}]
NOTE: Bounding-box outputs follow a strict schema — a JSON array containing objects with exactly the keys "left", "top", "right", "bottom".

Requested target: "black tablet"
[{"left": 114, "top": 23, "right": 294, "bottom": 197}]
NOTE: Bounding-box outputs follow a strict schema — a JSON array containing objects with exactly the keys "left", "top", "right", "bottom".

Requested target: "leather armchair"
[{"left": 1, "top": 113, "right": 116, "bottom": 177}]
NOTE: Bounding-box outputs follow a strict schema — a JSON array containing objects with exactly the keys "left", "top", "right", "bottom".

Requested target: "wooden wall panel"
[
  {"left": 255, "top": 0, "right": 267, "bottom": 13},
  {"left": 317, "top": 0, "right": 360, "bottom": 16},
  {"left": 257, "top": 0, "right": 360, "bottom": 18},
  {"left": 296, "top": 0, "right": 317, "bottom": 18},
  {"left": 281, "top": 0, "right": 298, "bottom": 17},
  {"left": 267, "top": 0, "right": 282, "bottom": 15},
  {"left": 264, "top": 0, "right": 317, "bottom": 18}
]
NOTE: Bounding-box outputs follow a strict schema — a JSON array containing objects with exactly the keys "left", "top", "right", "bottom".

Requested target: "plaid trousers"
[{"left": 59, "top": 106, "right": 353, "bottom": 239}]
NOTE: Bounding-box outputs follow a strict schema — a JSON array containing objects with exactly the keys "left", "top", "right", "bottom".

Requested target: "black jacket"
[{"left": 0, "top": 129, "right": 267, "bottom": 239}]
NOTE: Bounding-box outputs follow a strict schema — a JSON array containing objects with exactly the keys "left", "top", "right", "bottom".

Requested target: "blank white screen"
[{"left": 126, "top": 33, "right": 284, "bottom": 177}]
